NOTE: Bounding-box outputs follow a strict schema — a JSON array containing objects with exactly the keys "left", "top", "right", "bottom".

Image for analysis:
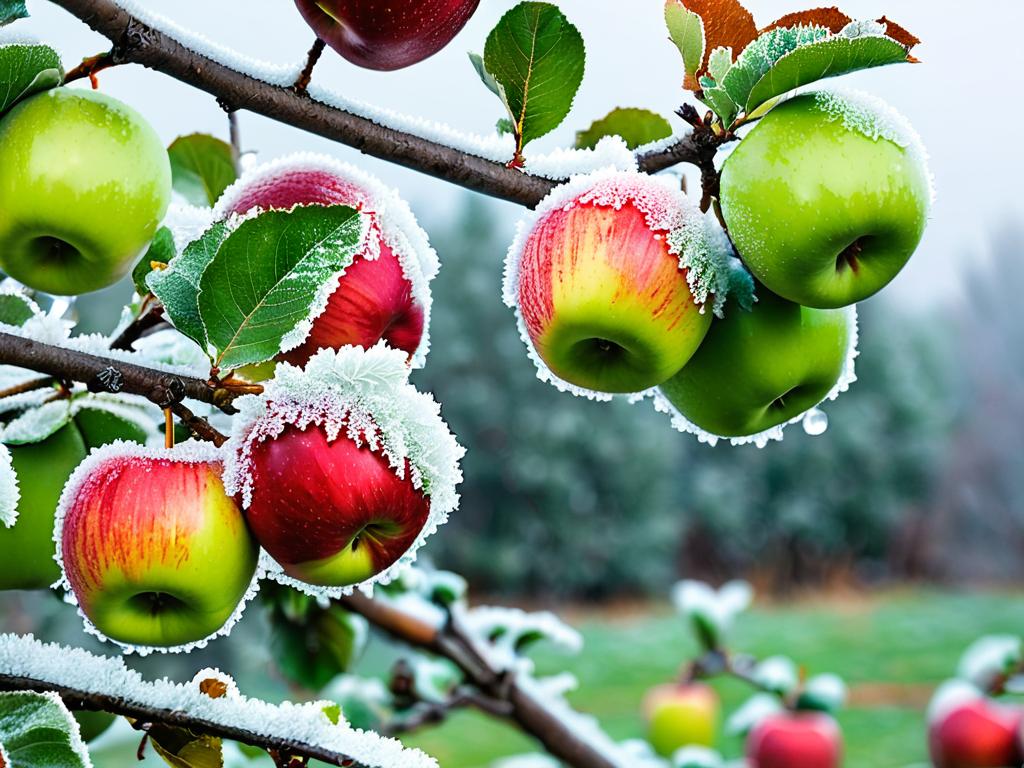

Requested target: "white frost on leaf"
[
  {"left": 926, "top": 679, "right": 983, "bottom": 725},
  {"left": 503, "top": 168, "right": 709, "bottom": 402},
  {"left": 672, "top": 579, "right": 752, "bottom": 644},
  {"left": 0, "top": 399, "right": 71, "bottom": 445},
  {"left": 725, "top": 693, "right": 784, "bottom": 736},
  {"left": 0, "top": 633, "right": 438, "bottom": 768},
  {"left": 213, "top": 153, "right": 439, "bottom": 368},
  {"left": 753, "top": 656, "right": 800, "bottom": 695},
  {"left": 464, "top": 606, "right": 584, "bottom": 661},
  {"left": 957, "top": 635, "right": 1023, "bottom": 691},
  {"left": 163, "top": 202, "right": 216, "bottom": 252},
  {"left": 804, "top": 673, "right": 848, "bottom": 711},
  {"left": 0, "top": 444, "right": 19, "bottom": 527},
  {"left": 222, "top": 344, "right": 464, "bottom": 599},
  {"left": 648, "top": 305, "right": 859, "bottom": 447},
  {"left": 52, "top": 440, "right": 262, "bottom": 656}
]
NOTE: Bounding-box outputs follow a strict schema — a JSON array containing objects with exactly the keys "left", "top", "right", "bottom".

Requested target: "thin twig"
[
  {"left": 0, "top": 376, "right": 56, "bottom": 400},
  {"left": 63, "top": 50, "right": 115, "bottom": 88},
  {"left": 294, "top": 38, "right": 326, "bottom": 96},
  {"left": 228, "top": 110, "right": 243, "bottom": 175},
  {"left": 171, "top": 402, "right": 228, "bottom": 446}
]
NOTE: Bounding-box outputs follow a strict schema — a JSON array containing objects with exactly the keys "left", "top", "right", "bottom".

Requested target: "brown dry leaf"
[
  {"left": 760, "top": 7, "right": 852, "bottom": 34},
  {"left": 877, "top": 16, "right": 922, "bottom": 50},
  {"left": 198, "top": 679, "right": 228, "bottom": 699},
  {"left": 681, "top": 0, "right": 758, "bottom": 73}
]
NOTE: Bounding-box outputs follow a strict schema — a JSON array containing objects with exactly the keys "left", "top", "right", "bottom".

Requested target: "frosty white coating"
[
  {"left": 0, "top": 443, "right": 19, "bottom": 527},
  {"left": 647, "top": 306, "right": 860, "bottom": 447},
  {"left": 222, "top": 343, "right": 465, "bottom": 599},
  {"left": 927, "top": 679, "right": 985, "bottom": 725},
  {"left": 503, "top": 168, "right": 713, "bottom": 402},
  {"left": 163, "top": 202, "right": 215, "bottom": 252},
  {"left": 0, "top": 399, "right": 70, "bottom": 444},
  {"left": 0, "top": 632, "right": 439, "bottom": 768},
  {"left": 52, "top": 439, "right": 262, "bottom": 656},
  {"left": 957, "top": 635, "right": 1023, "bottom": 690},
  {"left": 212, "top": 152, "right": 439, "bottom": 368},
  {"left": 465, "top": 606, "right": 583, "bottom": 656}
]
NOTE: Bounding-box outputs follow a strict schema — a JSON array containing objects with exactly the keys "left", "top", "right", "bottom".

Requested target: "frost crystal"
[
  {"left": 163, "top": 203, "right": 215, "bottom": 252},
  {"left": 213, "top": 153, "right": 439, "bottom": 368},
  {"left": 648, "top": 306, "right": 860, "bottom": 447},
  {"left": 0, "top": 444, "right": 19, "bottom": 527},
  {"left": 465, "top": 606, "right": 584, "bottom": 659},
  {"left": 503, "top": 169, "right": 710, "bottom": 402},
  {"left": 0, "top": 633, "right": 438, "bottom": 768},
  {"left": 957, "top": 635, "right": 1023, "bottom": 690},
  {"left": 222, "top": 344, "right": 465, "bottom": 599},
  {"left": 52, "top": 440, "right": 262, "bottom": 656}
]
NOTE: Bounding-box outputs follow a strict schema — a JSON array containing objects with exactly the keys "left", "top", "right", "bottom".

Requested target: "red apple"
[
  {"left": 57, "top": 443, "right": 259, "bottom": 649},
  {"left": 505, "top": 171, "right": 711, "bottom": 396},
  {"left": 214, "top": 155, "right": 434, "bottom": 369},
  {"left": 929, "top": 699, "right": 1023, "bottom": 768},
  {"left": 747, "top": 712, "right": 842, "bottom": 768},
  {"left": 293, "top": 0, "right": 480, "bottom": 71}
]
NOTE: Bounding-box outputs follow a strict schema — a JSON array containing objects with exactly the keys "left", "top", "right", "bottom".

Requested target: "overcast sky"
[{"left": 21, "top": 0, "right": 1024, "bottom": 310}]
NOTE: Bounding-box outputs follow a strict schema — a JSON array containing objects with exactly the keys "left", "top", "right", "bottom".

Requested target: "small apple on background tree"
[
  {"left": 0, "top": 88, "right": 171, "bottom": 295},
  {"left": 293, "top": 0, "right": 480, "bottom": 71},
  {"left": 746, "top": 711, "right": 843, "bottom": 768},
  {"left": 644, "top": 682, "right": 720, "bottom": 756}
]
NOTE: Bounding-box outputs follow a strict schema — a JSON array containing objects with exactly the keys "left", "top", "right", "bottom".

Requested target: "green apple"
[
  {"left": 644, "top": 682, "right": 720, "bottom": 756},
  {"left": 721, "top": 91, "right": 931, "bottom": 309},
  {"left": 0, "top": 424, "right": 87, "bottom": 590},
  {"left": 658, "top": 290, "right": 854, "bottom": 439},
  {"left": 0, "top": 87, "right": 171, "bottom": 296}
]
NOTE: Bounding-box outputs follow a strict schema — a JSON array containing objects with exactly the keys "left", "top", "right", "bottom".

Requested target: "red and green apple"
[
  {"left": 746, "top": 712, "right": 842, "bottom": 768},
  {"left": 644, "top": 682, "right": 720, "bottom": 756}
]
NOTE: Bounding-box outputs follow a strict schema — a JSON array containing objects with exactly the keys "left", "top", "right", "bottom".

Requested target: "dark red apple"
[
  {"left": 747, "top": 712, "right": 842, "bottom": 768},
  {"left": 294, "top": 0, "right": 480, "bottom": 71},
  {"left": 216, "top": 156, "right": 431, "bottom": 369},
  {"left": 929, "top": 699, "right": 1023, "bottom": 768},
  {"left": 242, "top": 423, "right": 430, "bottom": 587}
]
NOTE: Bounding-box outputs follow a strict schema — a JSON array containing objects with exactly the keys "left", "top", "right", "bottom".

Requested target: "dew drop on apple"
[{"left": 802, "top": 407, "right": 829, "bottom": 436}]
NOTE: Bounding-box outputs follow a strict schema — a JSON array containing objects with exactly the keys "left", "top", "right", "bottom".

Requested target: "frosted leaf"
[
  {"left": 0, "top": 633, "right": 438, "bottom": 768},
  {"left": 70, "top": 394, "right": 160, "bottom": 444},
  {"left": 647, "top": 306, "right": 859, "bottom": 447},
  {"left": 927, "top": 679, "right": 983, "bottom": 725},
  {"left": 957, "top": 635, "right": 1023, "bottom": 690},
  {"left": 465, "top": 606, "right": 584, "bottom": 659},
  {"left": 409, "top": 656, "right": 461, "bottom": 704},
  {"left": 802, "top": 673, "right": 848, "bottom": 711},
  {"left": 523, "top": 136, "right": 637, "bottom": 179},
  {"left": 0, "top": 443, "right": 18, "bottom": 527},
  {"left": 503, "top": 168, "right": 708, "bottom": 401},
  {"left": 222, "top": 344, "right": 464, "bottom": 599},
  {"left": 131, "top": 328, "right": 210, "bottom": 371},
  {"left": 725, "top": 693, "right": 784, "bottom": 736},
  {"left": 163, "top": 202, "right": 216, "bottom": 252},
  {"left": 213, "top": 153, "right": 439, "bottom": 368},
  {"left": 668, "top": 211, "right": 754, "bottom": 317},
  {"left": 52, "top": 440, "right": 262, "bottom": 656},
  {"left": 673, "top": 746, "right": 724, "bottom": 768},
  {"left": 0, "top": 399, "right": 72, "bottom": 444},
  {"left": 752, "top": 656, "right": 799, "bottom": 694},
  {"left": 672, "top": 579, "right": 751, "bottom": 644},
  {"left": 839, "top": 19, "right": 887, "bottom": 39}
]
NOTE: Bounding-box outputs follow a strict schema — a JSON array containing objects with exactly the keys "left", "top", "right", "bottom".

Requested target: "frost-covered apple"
[
  {"left": 644, "top": 682, "right": 719, "bottom": 756},
  {"left": 224, "top": 344, "right": 464, "bottom": 592},
  {"left": 721, "top": 91, "right": 932, "bottom": 309},
  {"left": 746, "top": 712, "right": 842, "bottom": 768},
  {"left": 57, "top": 442, "right": 259, "bottom": 649},
  {"left": 505, "top": 171, "right": 712, "bottom": 396},
  {"left": 0, "top": 88, "right": 171, "bottom": 296},
  {"left": 214, "top": 154, "right": 436, "bottom": 369},
  {"left": 655, "top": 291, "right": 856, "bottom": 444},
  {"left": 929, "top": 697, "right": 1023, "bottom": 768},
  {"left": 294, "top": 0, "right": 480, "bottom": 71}
]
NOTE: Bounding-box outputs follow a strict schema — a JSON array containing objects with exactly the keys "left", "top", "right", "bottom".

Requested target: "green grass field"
[{"left": 399, "top": 590, "right": 1024, "bottom": 767}]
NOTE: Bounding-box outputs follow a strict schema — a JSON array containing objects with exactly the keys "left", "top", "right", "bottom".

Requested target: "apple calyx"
[
  {"left": 212, "top": 152, "right": 439, "bottom": 369},
  {"left": 222, "top": 343, "right": 464, "bottom": 597},
  {"left": 504, "top": 169, "right": 726, "bottom": 400}
]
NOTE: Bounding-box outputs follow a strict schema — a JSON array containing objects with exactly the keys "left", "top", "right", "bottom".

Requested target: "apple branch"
[
  {"left": 338, "top": 592, "right": 619, "bottom": 768},
  {"left": 47, "top": 0, "right": 711, "bottom": 208}
]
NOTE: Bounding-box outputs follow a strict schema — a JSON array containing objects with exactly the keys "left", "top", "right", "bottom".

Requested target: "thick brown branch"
[
  {"left": 0, "top": 675, "right": 371, "bottom": 768},
  {"left": 338, "top": 594, "right": 618, "bottom": 768},
  {"left": 47, "top": 0, "right": 706, "bottom": 207}
]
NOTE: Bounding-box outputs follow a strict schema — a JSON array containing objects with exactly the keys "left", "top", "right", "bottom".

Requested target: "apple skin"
[
  {"left": 243, "top": 424, "right": 430, "bottom": 587},
  {"left": 516, "top": 201, "right": 711, "bottom": 394},
  {"left": 294, "top": 0, "right": 480, "bottom": 71},
  {"left": 721, "top": 92, "right": 931, "bottom": 309},
  {"left": 747, "top": 712, "right": 842, "bottom": 768},
  {"left": 60, "top": 454, "right": 258, "bottom": 647},
  {"left": 929, "top": 699, "right": 1023, "bottom": 768},
  {"left": 643, "top": 683, "right": 719, "bottom": 756},
  {"left": 224, "top": 168, "right": 424, "bottom": 367},
  {"left": 0, "top": 88, "right": 171, "bottom": 296},
  {"left": 658, "top": 290, "right": 853, "bottom": 438},
  {"left": 0, "top": 425, "right": 87, "bottom": 591}
]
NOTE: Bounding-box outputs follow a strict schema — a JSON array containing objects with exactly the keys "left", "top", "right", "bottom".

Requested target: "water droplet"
[{"left": 802, "top": 408, "right": 828, "bottom": 436}]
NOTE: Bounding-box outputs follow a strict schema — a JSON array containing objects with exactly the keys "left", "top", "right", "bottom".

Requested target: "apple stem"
[
  {"left": 164, "top": 408, "right": 174, "bottom": 448},
  {"left": 64, "top": 51, "right": 116, "bottom": 89},
  {"left": 294, "top": 38, "right": 327, "bottom": 97}
]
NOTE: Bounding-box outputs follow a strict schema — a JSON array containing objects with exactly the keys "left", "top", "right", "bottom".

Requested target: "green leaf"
[
  {"left": 468, "top": 51, "right": 505, "bottom": 101},
  {"left": 198, "top": 205, "right": 366, "bottom": 370},
  {"left": 483, "top": 2, "right": 585, "bottom": 156},
  {"left": 270, "top": 604, "right": 367, "bottom": 691},
  {"left": 575, "top": 107, "right": 673, "bottom": 150},
  {"left": 0, "top": 691, "right": 91, "bottom": 768},
  {"left": 148, "top": 222, "right": 230, "bottom": 352},
  {"left": 134, "top": 226, "right": 176, "bottom": 295},
  {"left": 0, "top": 43, "right": 63, "bottom": 118},
  {"left": 1, "top": 401, "right": 72, "bottom": 445},
  {"left": 664, "top": 0, "right": 704, "bottom": 90},
  {"left": 496, "top": 117, "right": 515, "bottom": 135},
  {"left": 707, "top": 46, "right": 733, "bottom": 82},
  {"left": 0, "top": 0, "right": 27, "bottom": 27},
  {"left": 168, "top": 134, "right": 237, "bottom": 208},
  {"left": 0, "top": 294, "right": 35, "bottom": 327},
  {"left": 145, "top": 722, "right": 223, "bottom": 768}
]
